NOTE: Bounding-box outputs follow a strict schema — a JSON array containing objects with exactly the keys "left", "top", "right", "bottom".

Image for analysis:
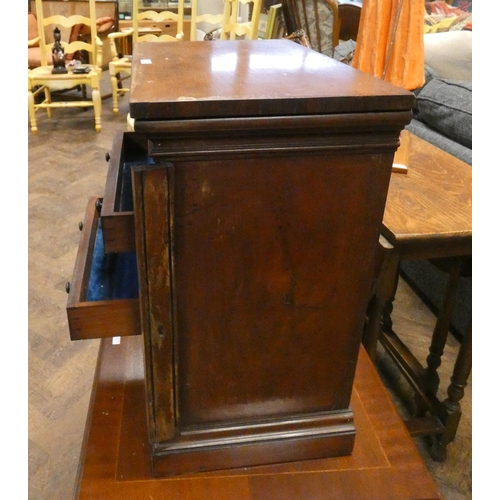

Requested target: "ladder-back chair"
[
  {"left": 190, "top": 0, "right": 262, "bottom": 41},
  {"left": 282, "top": 0, "right": 340, "bottom": 57},
  {"left": 189, "top": 0, "right": 225, "bottom": 40},
  {"left": 28, "top": 0, "right": 103, "bottom": 133},
  {"left": 220, "top": 0, "right": 263, "bottom": 40},
  {"left": 108, "top": 0, "right": 185, "bottom": 113}
]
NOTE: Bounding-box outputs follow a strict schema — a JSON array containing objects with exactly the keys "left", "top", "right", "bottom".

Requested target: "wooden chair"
[
  {"left": 220, "top": 0, "right": 263, "bottom": 40},
  {"left": 28, "top": 0, "right": 103, "bottom": 133},
  {"left": 190, "top": 0, "right": 262, "bottom": 41},
  {"left": 107, "top": 0, "right": 185, "bottom": 113},
  {"left": 338, "top": 1, "right": 362, "bottom": 42},
  {"left": 282, "top": 0, "right": 340, "bottom": 57},
  {"left": 189, "top": 0, "right": 225, "bottom": 41}
]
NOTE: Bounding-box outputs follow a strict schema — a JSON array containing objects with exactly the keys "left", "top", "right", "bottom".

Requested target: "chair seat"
[
  {"left": 29, "top": 65, "right": 101, "bottom": 91},
  {"left": 30, "top": 65, "right": 101, "bottom": 77},
  {"left": 109, "top": 58, "right": 132, "bottom": 69}
]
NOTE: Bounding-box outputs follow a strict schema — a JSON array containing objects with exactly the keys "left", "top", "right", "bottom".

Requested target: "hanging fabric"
[{"left": 351, "top": 0, "right": 425, "bottom": 91}]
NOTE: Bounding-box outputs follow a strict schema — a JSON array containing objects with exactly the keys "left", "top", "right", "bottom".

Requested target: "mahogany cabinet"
[{"left": 67, "top": 39, "right": 414, "bottom": 475}]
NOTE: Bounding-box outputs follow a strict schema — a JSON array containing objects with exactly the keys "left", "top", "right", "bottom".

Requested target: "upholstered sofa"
[
  {"left": 401, "top": 30, "right": 472, "bottom": 339},
  {"left": 406, "top": 31, "right": 472, "bottom": 165}
]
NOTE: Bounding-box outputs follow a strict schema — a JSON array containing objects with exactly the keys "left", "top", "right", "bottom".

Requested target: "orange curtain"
[{"left": 351, "top": 0, "right": 425, "bottom": 91}]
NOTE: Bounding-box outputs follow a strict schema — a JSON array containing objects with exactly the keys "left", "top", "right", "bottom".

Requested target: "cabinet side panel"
[{"left": 172, "top": 152, "right": 392, "bottom": 426}]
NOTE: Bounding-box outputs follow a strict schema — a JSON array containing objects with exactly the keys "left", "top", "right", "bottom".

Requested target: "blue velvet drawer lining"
[
  {"left": 118, "top": 156, "right": 154, "bottom": 212},
  {"left": 87, "top": 220, "right": 139, "bottom": 302}
]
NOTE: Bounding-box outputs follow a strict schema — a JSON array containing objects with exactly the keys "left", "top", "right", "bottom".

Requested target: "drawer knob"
[
  {"left": 95, "top": 199, "right": 102, "bottom": 214},
  {"left": 105, "top": 152, "right": 110, "bottom": 162},
  {"left": 78, "top": 221, "right": 83, "bottom": 231},
  {"left": 65, "top": 282, "right": 70, "bottom": 294}
]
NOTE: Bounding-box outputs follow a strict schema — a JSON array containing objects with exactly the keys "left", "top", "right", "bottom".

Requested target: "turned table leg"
[
  {"left": 417, "top": 259, "right": 464, "bottom": 415},
  {"left": 431, "top": 318, "right": 472, "bottom": 462},
  {"left": 363, "top": 248, "right": 471, "bottom": 463}
]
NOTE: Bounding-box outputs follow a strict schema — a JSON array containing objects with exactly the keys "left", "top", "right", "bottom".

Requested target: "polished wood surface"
[
  {"left": 129, "top": 39, "right": 414, "bottom": 120},
  {"left": 381, "top": 133, "right": 472, "bottom": 260},
  {"left": 364, "top": 133, "right": 472, "bottom": 461},
  {"left": 121, "top": 39, "right": 415, "bottom": 474},
  {"left": 74, "top": 335, "right": 442, "bottom": 500},
  {"left": 108, "top": 0, "right": 185, "bottom": 113}
]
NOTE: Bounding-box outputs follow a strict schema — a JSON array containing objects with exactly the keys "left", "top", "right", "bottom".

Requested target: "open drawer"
[
  {"left": 66, "top": 197, "right": 141, "bottom": 340},
  {"left": 100, "top": 132, "right": 151, "bottom": 253}
]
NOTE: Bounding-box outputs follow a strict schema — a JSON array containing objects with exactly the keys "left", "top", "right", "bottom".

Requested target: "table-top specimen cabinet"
[{"left": 67, "top": 39, "right": 414, "bottom": 476}]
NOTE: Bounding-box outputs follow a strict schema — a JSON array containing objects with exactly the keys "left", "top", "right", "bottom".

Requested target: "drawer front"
[
  {"left": 66, "top": 197, "right": 141, "bottom": 340},
  {"left": 101, "top": 132, "right": 151, "bottom": 253}
]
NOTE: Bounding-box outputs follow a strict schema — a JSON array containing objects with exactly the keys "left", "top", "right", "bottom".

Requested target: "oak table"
[
  {"left": 363, "top": 132, "right": 472, "bottom": 461},
  {"left": 73, "top": 335, "right": 442, "bottom": 500}
]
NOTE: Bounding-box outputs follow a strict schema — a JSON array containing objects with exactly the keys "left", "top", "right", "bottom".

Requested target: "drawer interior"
[
  {"left": 67, "top": 197, "right": 141, "bottom": 341},
  {"left": 113, "top": 136, "right": 153, "bottom": 213},
  {"left": 87, "top": 219, "right": 138, "bottom": 301},
  {"left": 101, "top": 132, "right": 152, "bottom": 253}
]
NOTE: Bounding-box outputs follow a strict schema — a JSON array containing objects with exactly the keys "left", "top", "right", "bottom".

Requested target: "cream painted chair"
[
  {"left": 108, "top": 0, "right": 185, "bottom": 113},
  {"left": 220, "top": 0, "right": 263, "bottom": 40},
  {"left": 190, "top": 0, "right": 262, "bottom": 41},
  {"left": 28, "top": 0, "right": 103, "bottom": 133},
  {"left": 189, "top": 0, "right": 225, "bottom": 40}
]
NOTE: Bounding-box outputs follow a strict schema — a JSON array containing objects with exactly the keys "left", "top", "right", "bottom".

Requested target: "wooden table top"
[
  {"left": 74, "top": 335, "right": 442, "bottom": 499},
  {"left": 382, "top": 133, "right": 472, "bottom": 259},
  {"left": 129, "top": 39, "right": 414, "bottom": 120}
]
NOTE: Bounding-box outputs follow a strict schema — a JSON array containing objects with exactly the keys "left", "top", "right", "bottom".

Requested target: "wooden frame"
[{"left": 66, "top": 197, "right": 140, "bottom": 340}]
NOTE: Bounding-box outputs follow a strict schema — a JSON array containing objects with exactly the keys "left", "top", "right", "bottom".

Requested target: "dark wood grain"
[
  {"left": 118, "top": 39, "right": 415, "bottom": 474},
  {"left": 74, "top": 336, "right": 442, "bottom": 500},
  {"left": 129, "top": 39, "right": 414, "bottom": 120},
  {"left": 133, "top": 163, "right": 177, "bottom": 444},
  {"left": 101, "top": 132, "right": 149, "bottom": 253}
]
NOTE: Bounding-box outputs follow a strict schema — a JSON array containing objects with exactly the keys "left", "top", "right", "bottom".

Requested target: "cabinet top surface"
[{"left": 129, "top": 40, "right": 414, "bottom": 120}]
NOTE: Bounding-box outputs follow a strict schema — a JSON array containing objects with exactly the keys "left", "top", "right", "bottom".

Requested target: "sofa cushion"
[{"left": 416, "top": 78, "right": 472, "bottom": 149}]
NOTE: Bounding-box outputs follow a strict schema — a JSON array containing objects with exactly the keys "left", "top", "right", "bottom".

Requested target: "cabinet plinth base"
[{"left": 151, "top": 411, "right": 355, "bottom": 476}]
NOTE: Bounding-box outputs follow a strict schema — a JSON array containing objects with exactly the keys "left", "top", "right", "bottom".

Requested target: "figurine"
[{"left": 51, "top": 27, "right": 68, "bottom": 74}]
